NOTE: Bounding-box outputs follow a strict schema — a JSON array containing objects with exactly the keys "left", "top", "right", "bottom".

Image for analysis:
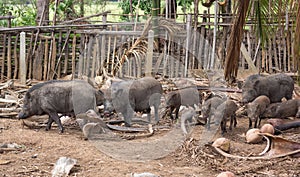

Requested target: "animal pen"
[{"left": 0, "top": 12, "right": 298, "bottom": 83}]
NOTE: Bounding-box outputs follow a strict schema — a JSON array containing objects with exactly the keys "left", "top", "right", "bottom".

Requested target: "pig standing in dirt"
[
  {"left": 166, "top": 87, "right": 200, "bottom": 120},
  {"left": 18, "top": 80, "right": 105, "bottom": 133},
  {"left": 246, "top": 95, "right": 270, "bottom": 128},
  {"left": 105, "top": 77, "right": 163, "bottom": 127},
  {"left": 201, "top": 96, "right": 224, "bottom": 130},
  {"left": 242, "top": 73, "right": 294, "bottom": 103},
  {"left": 263, "top": 99, "right": 300, "bottom": 118},
  {"left": 213, "top": 100, "right": 238, "bottom": 135}
]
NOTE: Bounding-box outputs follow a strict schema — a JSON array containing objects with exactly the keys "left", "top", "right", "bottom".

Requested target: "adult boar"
[
  {"left": 242, "top": 73, "right": 294, "bottom": 103},
  {"left": 166, "top": 87, "right": 200, "bottom": 120},
  {"left": 106, "top": 77, "right": 163, "bottom": 127},
  {"left": 18, "top": 80, "right": 105, "bottom": 133},
  {"left": 246, "top": 95, "right": 270, "bottom": 128}
]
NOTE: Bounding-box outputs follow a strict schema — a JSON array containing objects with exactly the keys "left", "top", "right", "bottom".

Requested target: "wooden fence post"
[
  {"left": 185, "top": 14, "right": 192, "bottom": 77},
  {"left": 20, "top": 32, "right": 26, "bottom": 84},
  {"left": 145, "top": 30, "right": 154, "bottom": 77}
]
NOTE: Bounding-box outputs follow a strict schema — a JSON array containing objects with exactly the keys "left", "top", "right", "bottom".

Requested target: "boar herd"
[{"left": 18, "top": 73, "right": 297, "bottom": 136}]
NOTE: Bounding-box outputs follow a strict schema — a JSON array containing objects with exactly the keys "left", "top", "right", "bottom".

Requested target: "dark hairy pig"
[
  {"left": 242, "top": 73, "right": 294, "bottom": 103},
  {"left": 201, "top": 96, "right": 224, "bottom": 130},
  {"left": 246, "top": 95, "right": 270, "bottom": 128},
  {"left": 18, "top": 80, "right": 105, "bottom": 133},
  {"left": 106, "top": 77, "right": 163, "bottom": 127},
  {"left": 213, "top": 100, "right": 238, "bottom": 135},
  {"left": 166, "top": 87, "right": 200, "bottom": 120},
  {"left": 263, "top": 99, "right": 300, "bottom": 118}
]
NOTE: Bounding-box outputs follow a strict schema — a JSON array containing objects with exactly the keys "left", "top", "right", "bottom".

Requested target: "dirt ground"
[
  {"left": 1, "top": 112, "right": 300, "bottom": 177},
  {"left": 0, "top": 78, "right": 300, "bottom": 177}
]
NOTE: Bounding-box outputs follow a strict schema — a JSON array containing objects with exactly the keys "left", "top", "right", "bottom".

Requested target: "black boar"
[
  {"left": 263, "top": 99, "right": 300, "bottom": 118},
  {"left": 242, "top": 73, "right": 294, "bottom": 103},
  {"left": 201, "top": 96, "right": 224, "bottom": 130},
  {"left": 18, "top": 80, "right": 105, "bottom": 133},
  {"left": 246, "top": 95, "right": 270, "bottom": 128},
  {"left": 213, "top": 100, "right": 238, "bottom": 135},
  {"left": 106, "top": 77, "right": 163, "bottom": 127},
  {"left": 166, "top": 87, "right": 200, "bottom": 120}
]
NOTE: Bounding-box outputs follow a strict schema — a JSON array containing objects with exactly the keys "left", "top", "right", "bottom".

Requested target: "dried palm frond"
[{"left": 107, "top": 17, "right": 185, "bottom": 76}]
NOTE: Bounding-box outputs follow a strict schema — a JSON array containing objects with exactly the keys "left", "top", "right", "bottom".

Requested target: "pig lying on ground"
[
  {"left": 242, "top": 73, "right": 294, "bottom": 103},
  {"left": 201, "top": 96, "right": 224, "bottom": 130},
  {"left": 165, "top": 87, "right": 200, "bottom": 120},
  {"left": 262, "top": 99, "right": 300, "bottom": 118},
  {"left": 18, "top": 80, "right": 105, "bottom": 133},
  {"left": 104, "top": 77, "right": 163, "bottom": 127},
  {"left": 213, "top": 100, "right": 238, "bottom": 135},
  {"left": 246, "top": 95, "right": 270, "bottom": 128}
]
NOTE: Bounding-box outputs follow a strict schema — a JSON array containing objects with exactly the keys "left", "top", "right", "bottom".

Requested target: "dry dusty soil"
[{"left": 0, "top": 113, "right": 299, "bottom": 177}]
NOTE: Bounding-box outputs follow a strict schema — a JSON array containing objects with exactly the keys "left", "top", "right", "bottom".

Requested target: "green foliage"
[
  {"left": 177, "top": 0, "right": 193, "bottom": 12},
  {"left": 0, "top": 0, "right": 36, "bottom": 26},
  {"left": 118, "top": 0, "right": 152, "bottom": 21},
  {"left": 249, "top": 0, "right": 289, "bottom": 48}
]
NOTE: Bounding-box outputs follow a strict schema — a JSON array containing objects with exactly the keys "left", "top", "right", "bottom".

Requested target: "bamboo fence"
[{"left": 0, "top": 12, "right": 297, "bottom": 82}]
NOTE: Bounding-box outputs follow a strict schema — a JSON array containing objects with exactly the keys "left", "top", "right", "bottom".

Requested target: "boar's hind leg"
[
  {"left": 48, "top": 112, "right": 64, "bottom": 133},
  {"left": 46, "top": 117, "right": 54, "bottom": 131}
]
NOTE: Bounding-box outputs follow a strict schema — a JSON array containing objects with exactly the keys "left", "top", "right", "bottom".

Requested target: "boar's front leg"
[
  {"left": 229, "top": 114, "right": 237, "bottom": 130},
  {"left": 47, "top": 112, "right": 64, "bottom": 133}
]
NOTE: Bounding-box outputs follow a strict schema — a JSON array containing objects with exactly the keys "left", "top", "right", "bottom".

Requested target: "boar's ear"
[
  {"left": 253, "top": 80, "right": 260, "bottom": 89},
  {"left": 115, "top": 89, "right": 123, "bottom": 97}
]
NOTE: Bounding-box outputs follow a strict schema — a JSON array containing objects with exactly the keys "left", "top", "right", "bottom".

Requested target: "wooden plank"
[
  {"left": 43, "top": 38, "right": 49, "bottom": 80},
  {"left": 273, "top": 35, "right": 279, "bottom": 71},
  {"left": 86, "top": 36, "right": 94, "bottom": 76},
  {"left": 13, "top": 34, "right": 19, "bottom": 79},
  {"left": 268, "top": 38, "right": 272, "bottom": 72},
  {"left": 27, "top": 32, "right": 34, "bottom": 79},
  {"left": 1, "top": 34, "right": 6, "bottom": 80},
  {"left": 145, "top": 30, "right": 154, "bottom": 77},
  {"left": 71, "top": 34, "right": 76, "bottom": 79},
  {"left": 91, "top": 37, "right": 97, "bottom": 78},
  {"left": 7, "top": 33, "right": 11, "bottom": 79}
]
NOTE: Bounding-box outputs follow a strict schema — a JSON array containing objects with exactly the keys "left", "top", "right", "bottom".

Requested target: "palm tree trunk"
[{"left": 224, "top": 0, "right": 250, "bottom": 82}]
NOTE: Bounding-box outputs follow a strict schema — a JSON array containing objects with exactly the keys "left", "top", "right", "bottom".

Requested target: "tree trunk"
[
  {"left": 36, "top": 0, "right": 50, "bottom": 26},
  {"left": 224, "top": 0, "right": 250, "bottom": 82}
]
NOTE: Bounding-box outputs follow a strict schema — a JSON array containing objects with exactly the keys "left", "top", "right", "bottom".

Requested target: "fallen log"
[{"left": 274, "top": 120, "right": 300, "bottom": 132}]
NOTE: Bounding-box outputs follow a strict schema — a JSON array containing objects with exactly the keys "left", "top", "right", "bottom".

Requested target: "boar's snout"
[{"left": 18, "top": 112, "right": 27, "bottom": 119}]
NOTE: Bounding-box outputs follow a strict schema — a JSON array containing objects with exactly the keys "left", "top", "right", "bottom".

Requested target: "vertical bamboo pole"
[
  {"left": 287, "top": 32, "right": 291, "bottom": 71},
  {"left": 273, "top": 35, "right": 279, "bottom": 71},
  {"left": 7, "top": 33, "right": 12, "bottom": 79},
  {"left": 268, "top": 39, "right": 272, "bottom": 72},
  {"left": 57, "top": 31, "right": 62, "bottom": 78},
  {"left": 43, "top": 38, "right": 49, "bottom": 80},
  {"left": 100, "top": 33, "right": 106, "bottom": 75},
  {"left": 1, "top": 34, "right": 7, "bottom": 80},
  {"left": 86, "top": 36, "right": 94, "bottom": 76},
  {"left": 63, "top": 36, "right": 69, "bottom": 76},
  {"left": 20, "top": 32, "right": 26, "bottom": 84},
  {"left": 185, "top": 14, "right": 192, "bottom": 77},
  {"left": 78, "top": 34, "right": 85, "bottom": 78},
  {"left": 13, "top": 34, "right": 19, "bottom": 79},
  {"left": 71, "top": 34, "right": 77, "bottom": 79},
  {"left": 27, "top": 32, "right": 34, "bottom": 79},
  {"left": 91, "top": 36, "right": 97, "bottom": 78}
]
